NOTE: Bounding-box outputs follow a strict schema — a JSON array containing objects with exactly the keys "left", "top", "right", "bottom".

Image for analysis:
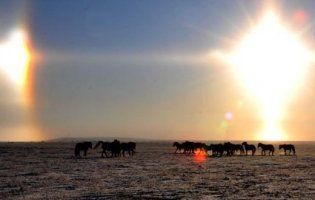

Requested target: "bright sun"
[
  {"left": 225, "top": 11, "right": 314, "bottom": 141},
  {"left": 0, "top": 30, "right": 30, "bottom": 89},
  {"left": 0, "top": 29, "right": 42, "bottom": 141}
]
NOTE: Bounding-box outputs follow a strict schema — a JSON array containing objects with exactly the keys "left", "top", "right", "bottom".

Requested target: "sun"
[
  {"left": 222, "top": 11, "right": 314, "bottom": 141},
  {"left": 0, "top": 29, "right": 31, "bottom": 89},
  {"left": 0, "top": 29, "right": 43, "bottom": 141}
]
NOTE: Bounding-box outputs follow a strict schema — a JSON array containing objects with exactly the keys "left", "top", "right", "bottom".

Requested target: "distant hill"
[{"left": 47, "top": 136, "right": 162, "bottom": 143}]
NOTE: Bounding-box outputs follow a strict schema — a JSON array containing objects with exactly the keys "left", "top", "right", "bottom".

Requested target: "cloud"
[{"left": 42, "top": 50, "right": 216, "bottom": 67}]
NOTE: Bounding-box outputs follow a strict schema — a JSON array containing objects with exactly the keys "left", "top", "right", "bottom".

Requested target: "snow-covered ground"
[{"left": 0, "top": 141, "right": 314, "bottom": 199}]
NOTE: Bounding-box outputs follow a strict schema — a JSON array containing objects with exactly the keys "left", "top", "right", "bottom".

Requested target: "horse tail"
[{"left": 94, "top": 141, "right": 103, "bottom": 149}]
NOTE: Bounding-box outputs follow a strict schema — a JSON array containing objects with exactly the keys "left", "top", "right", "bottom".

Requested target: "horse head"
[
  {"left": 279, "top": 144, "right": 284, "bottom": 150},
  {"left": 258, "top": 143, "right": 262, "bottom": 148},
  {"left": 242, "top": 142, "right": 247, "bottom": 146},
  {"left": 94, "top": 141, "right": 103, "bottom": 149}
]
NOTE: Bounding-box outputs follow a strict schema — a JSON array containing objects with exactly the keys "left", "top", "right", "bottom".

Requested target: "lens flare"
[
  {"left": 193, "top": 149, "right": 207, "bottom": 163},
  {"left": 225, "top": 112, "right": 233, "bottom": 120}
]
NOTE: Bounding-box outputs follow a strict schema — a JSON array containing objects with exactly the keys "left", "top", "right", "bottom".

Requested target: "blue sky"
[
  {"left": 1, "top": 0, "right": 315, "bottom": 141},
  {"left": 30, "top": 1, "right": 244, "bottom": 53}
]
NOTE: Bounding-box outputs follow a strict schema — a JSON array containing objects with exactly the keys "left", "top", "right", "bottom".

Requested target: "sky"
[{"left": 0, "top": 0, "right": 315, "bottom": 141}]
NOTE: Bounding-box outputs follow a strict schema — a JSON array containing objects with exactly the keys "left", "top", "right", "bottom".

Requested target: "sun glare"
[
  {"left": 0, "top": 30, "right": 31, "bottom": 89},
  {"left": 0, "top": 29, "right": 43, "bottom": 141},
  {"left": 225, "top": 11, "right": 314, "bottom": 141}
]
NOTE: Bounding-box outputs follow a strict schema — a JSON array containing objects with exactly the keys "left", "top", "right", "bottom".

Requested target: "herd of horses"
[
  {"left": 74, "top": 140, "right": 296, "bottom": 158},
  {"left": 173, "top": 141, "right": 296, "bottom": 156},
  {"left": 74, "top": 140, "right": 136, "bottom": 158}
]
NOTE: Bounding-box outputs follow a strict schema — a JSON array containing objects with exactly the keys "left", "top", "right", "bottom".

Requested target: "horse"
[
  {"left": 233, "top": 144, "right": 245, "bottom": 155},
  {"left": 128, "top": 142, "right": 136, "bottom": 155},
  {"left": 111, "top": 139, "right": 121, "bottom": 157},
  {"left": 223, "top": 142, "right": 235, "bottom": 156},
  {"left": 209, "top": 144, "right": 224, "bottom": 157},
  {"left": 94, "top": 139, "right": 121, "bottom": 158},
  {"left": 258, "top": 143, "right": 275, "bottom": 156},
  {"left": 173, "top": 142, "right": 183, "bottom": 153},
  {"left": 94, "top": 141, "right": 112, "bottom": 157},
  {"left": 74, "top": 142, "right": 92, "bottom": 157},
  {"left": 242, "top": 142, "right": 256, "bottom": 156},
  {"left": 193, "top": 142, "right": 207, "bottom": 154},
  {"left": 182, "top": 141, "right": 195, "bottom": 154},
  {"left": 204, "top": 144, "right": 212, "bottom": 155},
  {"left": 279, "top": 144, "right": 296, "bottom": 155},
  {"left": 121, "top": 142, "right": 136, "bottom": 156}
]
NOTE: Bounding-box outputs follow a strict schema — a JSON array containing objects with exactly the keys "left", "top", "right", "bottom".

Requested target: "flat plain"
[{"left": 0, "top": 141, "right": 314, "bottom": 199}]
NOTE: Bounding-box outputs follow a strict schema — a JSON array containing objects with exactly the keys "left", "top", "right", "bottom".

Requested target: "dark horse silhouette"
[
  {"left": 181, "top": 141, "right": 206, "bottom": 154},
  {"left": 258, "top": 143, "right": 275, "bottom": 156},
  {"left": 94, "top": 141, "right": 111, "bottom": 157},
  {"left": 182, "top": 141, "right": 195, "bottom": 154},
  {"left": 74, "top": 142, "right": 92, "bottom": 157},
  {"left": 207, "top": 144, "right": 224, "bottom": 157},
  {"left": 194, "top": 142, "right": 207, "bottom": 154},
  {"left": 279, "top": 144, "right": 296, "bottom": 155},
  {"left": 173, "top": 142, "right": 183, "bottom": 153},
  {"left": 242, "top": 142, "right": 256, "bottom": 156},
  {"left": 223, "top": 142, "right": 244, "bottom": 156},
  {"left": 120, "top": 142, "right": 136, "bottom": 156},
  {"left": 94, "top": 139, "right": 121, "bottom": 158},
  {"left": 233, "top": 144, "right": 245, "bottom": 155}
]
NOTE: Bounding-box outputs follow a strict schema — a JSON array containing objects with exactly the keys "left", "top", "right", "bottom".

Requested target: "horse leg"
[
  {"left": 75, "top": 149, "right": 79, "bottom": 158},
  {"left": 77, "top": 150, "right": 81, "bottom": 158},
  {"left": 84, "top": 149, "right": 87, "bottom": 156}
]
